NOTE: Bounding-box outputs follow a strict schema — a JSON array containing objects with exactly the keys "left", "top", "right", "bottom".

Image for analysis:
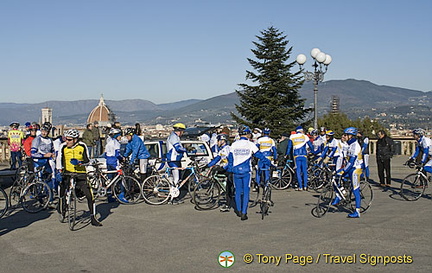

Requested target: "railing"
[{"left": 0, "top": 137, "right": 419, "bottom": 163}]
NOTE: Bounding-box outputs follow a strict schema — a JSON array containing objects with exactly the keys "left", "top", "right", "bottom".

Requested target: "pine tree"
[{"left": 231, "top": 26, "right": 311, "bottom": 137}]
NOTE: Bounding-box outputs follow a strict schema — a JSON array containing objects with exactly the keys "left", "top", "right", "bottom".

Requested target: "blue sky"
[{"left": 1, "top": 0, "right": 431, "bottom": 104}]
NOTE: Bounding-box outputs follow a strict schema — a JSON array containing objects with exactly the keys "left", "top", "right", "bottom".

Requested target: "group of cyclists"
[{"left": 4, "top": 119, "right": 432, "bottom": 225}]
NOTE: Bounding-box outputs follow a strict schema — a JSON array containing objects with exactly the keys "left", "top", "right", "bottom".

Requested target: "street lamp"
[{"left": 296, "top": 48, "right": 332, "bottom": 129}]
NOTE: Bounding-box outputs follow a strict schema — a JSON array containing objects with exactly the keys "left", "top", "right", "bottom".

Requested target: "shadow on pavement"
[{"left": 0, "top": 208, "right": 53, "bottom": 236}]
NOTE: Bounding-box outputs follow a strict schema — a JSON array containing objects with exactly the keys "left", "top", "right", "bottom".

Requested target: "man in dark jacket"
[{"left": 376, "top": 130, "right": 394, "bottom": 187}]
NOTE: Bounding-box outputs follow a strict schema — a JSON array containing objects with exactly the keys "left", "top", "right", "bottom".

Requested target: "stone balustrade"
[{"left": 0, "top": 137, "right": 419, "bottom": 163}]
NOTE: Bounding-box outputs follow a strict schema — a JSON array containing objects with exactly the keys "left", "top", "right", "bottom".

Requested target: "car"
[{"left": 88, "top": 139, "right": 213, "bottom": 173}]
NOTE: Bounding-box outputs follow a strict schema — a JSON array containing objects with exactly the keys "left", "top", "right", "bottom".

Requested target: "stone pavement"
[{"left": 0, "top": 155, "right": 431, "bottom": 273}]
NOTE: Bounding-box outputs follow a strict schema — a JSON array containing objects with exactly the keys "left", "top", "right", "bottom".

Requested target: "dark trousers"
[
  {"left": 60, "top": 173, "right": 95, "bottom": 215},
  {"left": 377, "top": 158, "right": 391, "bottom": 185}
]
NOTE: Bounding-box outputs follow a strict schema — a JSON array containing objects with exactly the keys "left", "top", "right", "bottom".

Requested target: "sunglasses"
[{"left": 65, "top": 138, "right": 74, "bottom": 141}]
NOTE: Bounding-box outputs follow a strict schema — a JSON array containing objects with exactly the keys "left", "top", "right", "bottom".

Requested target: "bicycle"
[
  {"left": 141, "top": 160, "right": 205, "bottom": 205},
  {"left": 270, "top": 159, "right": 294, "bottom": 190},
  {"left": 0, "top": 187, "right": 8, "bottom": 218},
  {"left": 315, "top": 173, "right": 373, "bottom": 218},
  {"left": 58, "top": 173, "right": 80, "bottom": 230},
  {"left": 400, "top": 162, "right": 430, "bottom": 201},
  {"left": 87, "top": 159, "right": 142, "bottom": 204},
  {"left": 252, "top": 167, "right": 274, "bottom": 220},
  {"left": 193, "top": 166, "right": 227, "bottom": 210},
  {"left": 9, "top": 166, "right": 52, "bottom": 213},
  {"left": 307, "top": 161, "right": 335, "bottom": 191}
]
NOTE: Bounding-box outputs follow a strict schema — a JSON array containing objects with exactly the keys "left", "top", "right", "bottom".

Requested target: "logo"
[{"left": 218, "top": 251, "right": 235, "bottom": 268}]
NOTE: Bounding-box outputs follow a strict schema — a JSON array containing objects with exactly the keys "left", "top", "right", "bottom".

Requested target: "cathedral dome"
[{"left": 87, "top": 95, "right": 115, "bottom": 126}]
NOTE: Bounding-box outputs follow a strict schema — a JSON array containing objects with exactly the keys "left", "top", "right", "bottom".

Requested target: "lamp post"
[{"left": 296, "top": 48, "right": 332, "bottom": 129}]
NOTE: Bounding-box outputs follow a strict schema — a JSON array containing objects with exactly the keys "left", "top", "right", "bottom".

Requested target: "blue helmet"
[
  {"left": 412, "top": 128, "right": 425, "bottom": 137},
  {"left": 263, "top": 128, "right": 271, "bottom": 135},
  {"left": 238, "top": 125, "right": 251, "bottom": 135},
  {"left": 295, "top": 126, "right": 304, "bottom": 133},
  {"left": 343, "top": 127, "right": 358, "bottom": 136}
]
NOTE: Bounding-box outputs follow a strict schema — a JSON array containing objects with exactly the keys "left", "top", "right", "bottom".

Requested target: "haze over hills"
[{"left": 0, "top": 79, "right": 430, "bottom": 129}]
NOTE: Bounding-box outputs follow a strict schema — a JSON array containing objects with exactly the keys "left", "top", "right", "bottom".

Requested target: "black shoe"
[
  {"left": 241, "top": 213, "right": 248, "bottom": 221},
  {"left": 171, "top": 199, "right": 184, "bottom": 205},
  {"left": 235, "top": 210, "right": 242, "bottom": 217},
  {"left": 91, "top": 216, "right": 103, "bottom": 227},
  {"left": 220, "top": 205, "right": 230, "bottom": 212}
]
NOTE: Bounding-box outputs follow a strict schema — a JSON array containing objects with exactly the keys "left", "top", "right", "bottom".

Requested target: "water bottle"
[{"left": 340, "top": 186, "right": 347, "bottom": 196}]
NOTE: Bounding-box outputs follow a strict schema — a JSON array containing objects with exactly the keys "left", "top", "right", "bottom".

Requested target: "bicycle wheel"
[
  {"left": 68, "top": 190, "right": 77, "bottom": 231},
  {"left": 249, "top": 177, "right": 260, "bottom": 208},
  {"left": 57, "top": 197, "right": 67, "bottom": 223},
  {"left": 270, "top": 167, "right": 293, "bottom": 190},
  {"left": 20, "top": 181, "right": 52, "bottom": 213},
  {"left": 400, "top": 173, "right": 426, "bottom": 201},
  {"left": 112, "top": 175, "right": 142, "bottom": 204},
  {"left": 260, "top": 186, "right": 271, "bottom": 220},
  {"left": 141, "top": 175, "right": 171, "bottom": 205},
  {"left": 194, "top": 178, "right": 221, "bottom": 210},
  {"left": 0, "top": 187, "right": 8, "bottom": 218},
  {"left": 316, "top": 185, "right": 334, "bottom": 218},
  {"left": 349, "top": 179, "right": 373, "bottom": 213}
]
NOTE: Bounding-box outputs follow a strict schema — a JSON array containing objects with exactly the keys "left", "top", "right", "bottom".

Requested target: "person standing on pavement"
[
  {"left": 227, "top": 125, "right": 270, "bottom": 221},
  {"left": 82, "top": 123, "right": 94, "bottom": 158},
  {"left": 92, "top": 121, "right": 101, "bottom": 157},
  {"left": 376, "top": 130, "right": 394, "bottom": 188},
  {"left": 8, "top": 122, "right": 24, "bottom": 170}
]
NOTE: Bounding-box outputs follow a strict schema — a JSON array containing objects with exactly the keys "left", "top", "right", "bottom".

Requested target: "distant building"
[
  {"left": 87, "top": 95, "right": 115, "bottom": 126},
  {"left": 330, "top": 95, "right": 340, "bottom": 114},
  {"left": 41, "top": 107, "right": 52, "bottom": 124}
]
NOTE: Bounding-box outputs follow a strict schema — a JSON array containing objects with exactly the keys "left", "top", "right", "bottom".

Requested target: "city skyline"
[{"left": 0, "top": 0, "right": 431, "bottom": 104}]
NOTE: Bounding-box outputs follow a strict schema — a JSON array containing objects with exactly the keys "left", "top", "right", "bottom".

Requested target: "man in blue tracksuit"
[
  {"left": 287, "top": 126, "right": 315, "bottom": 191},
  {"left": 334, "top": 127, "right": 363, "bottom": 218},
  {"left": 227, "top": 125, "right": 270, "bottom": 221},
  {"left": 256, "top": 128, "right": 277, "bottom": 188},
  {"left": 123, "top": 127, "right": 151, "bottom": 182}
]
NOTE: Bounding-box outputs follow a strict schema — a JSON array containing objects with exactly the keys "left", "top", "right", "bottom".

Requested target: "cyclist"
[
  {"left": 166, "top": 123, "right": 188, "bottom": 204},
  {"left": 105, "top": 128, "right": 126, "bottom": 202},
  {"left": 123, "top": 127, "right": 151, "bottom": 182},
  {"left": 56, "top": 129, "right": 102, "bottom": 227},
  {"left": 23, "top": 125, "right": 37, "bottom": 171},
  {"left": 8, "top": 122, "right": 24, "bottom": 170},
  {"left": 31, "top": 122, "right": 56, "bottom": 192},
  {"left": 227, "top": 125, "right": 269, "bottom": 221},
  {"left": 406, "top": 128, "right": 432, "bottom": 175},
  {"left": 256, "top": 128, "right": 277, "bottom": 189},
  {"left": 357, "top": 130, "right": 370, "bottom": 180},
  {"left": 206, "top": 134, "right": 232, "bottom": 212},
  {"left": 333, "top": 127, "right": 363, "bottom": 218},
  {"left": 318, "top": 130, "right": 342, "bottom": 170},
  {"left": 287, "top": 126, "right": 315, "bottom": 191}
]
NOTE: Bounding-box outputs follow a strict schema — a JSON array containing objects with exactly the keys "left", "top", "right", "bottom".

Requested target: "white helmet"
[
  {"left": 64, "top": 129, "right": 80, "bottom": 138},
  {"left": 109, "top": 128, "right": 122, "bottom": 135}
]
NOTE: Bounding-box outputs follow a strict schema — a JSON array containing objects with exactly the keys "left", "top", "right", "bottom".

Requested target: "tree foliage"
[
  {"left": 318, "top": 112, "right": 387, "bottom": 138},
  {"left": 231, "top": 26, "right": 311, "bottom": 137}
]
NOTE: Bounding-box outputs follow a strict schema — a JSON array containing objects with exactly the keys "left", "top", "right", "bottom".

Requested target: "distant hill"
[{"left": 0, "top": 79, "right": 430, "bottom": 128}]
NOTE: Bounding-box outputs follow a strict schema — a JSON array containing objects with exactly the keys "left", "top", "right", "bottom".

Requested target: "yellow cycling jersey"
[{"left": 56, "top": 141, "right": 90, "bottom": 173}]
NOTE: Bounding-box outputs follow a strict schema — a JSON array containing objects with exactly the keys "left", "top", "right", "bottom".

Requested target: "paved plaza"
[{"left": 0, "top": 155, "right": 431, "bottom": 273}]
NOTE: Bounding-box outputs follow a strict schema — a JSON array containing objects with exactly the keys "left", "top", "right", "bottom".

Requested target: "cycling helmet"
[
  {"left": 10, "top": 122, "right": 19, "bottom": 128},
  {"left": 295, "top": 126, "right": 304, "bottom": 133},
  {"left": 326, "top": 130, "right": 335, "bottom": 136},
  {"left": 263, "top": 128, "right": 271, "bottom": 135},
  {"left": 173, "top": 123, "right": 186, "bottom": 131},
  {"left": 412, "top": 128, "right": 425, "bottom": 137},
  {"left": 217, "top": 134, "right": 228, "bottom": 141},
  {"left": 310, "top": 129, "right": 319, "bottom": 136},
  {"left": 253, "top": 128, "right": 262, "bottom": 133},
  {"left": 109, "top": 128, "right": 122, "bottom": 136},
  {"left": 64, "top": 129, "right": 80, "bottom": 138},
  {"left": 124, "top": 128, "right": 135, "bottom": 136},
  {"left": 320, "top": 127, "right": 326, "bottom": 132},
  {"left": 238, "top": 125, "right": 251, "bottom": 135},
  {"left": 343, "top": 127, "right": 358, "bottom": 136},
  {"left": 41, "top": 122, "right": 52, "bottom": 132}
]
